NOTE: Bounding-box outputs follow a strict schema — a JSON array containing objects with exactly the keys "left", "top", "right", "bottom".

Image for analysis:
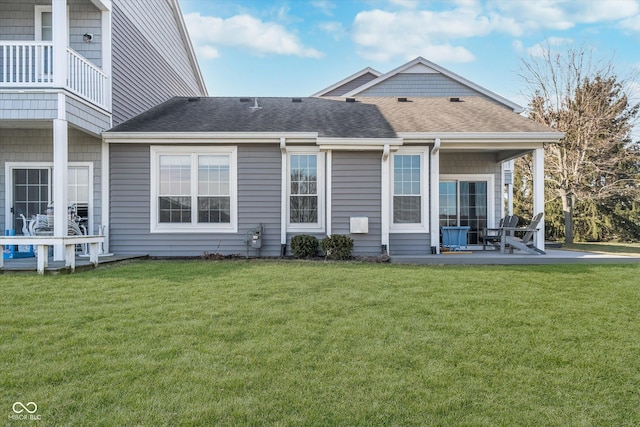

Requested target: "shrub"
[
  {"left": 321, "top": 234, "right": 354, "bottom": 260},
  {"left": 290, "top": 234, "right": 319, "bottom": 258}
]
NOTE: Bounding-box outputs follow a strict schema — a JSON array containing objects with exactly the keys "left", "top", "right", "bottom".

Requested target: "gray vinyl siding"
[
  {"left": 331, "top": 151, "right": 382, "bottom": 255},
  {"left": 0, "top": 92, "right": 57, "bottom": 120},
  {"left": 111, "top": 1, "right": 205, "bottom": 125},
  {"left": 0, "top": 127, "right": 102, "bottom": 233},
  {"left": 323, "top": 72, "right": 379, "bottom": 97},
  {"left": 389, "top": 233, "right": 430, "bottom": 256},
  {"left": 109, "top": 144, "right": 283, "bottom": 257},
  {"left": 0, "top": 0, "right": 103, "bottom": 68},
  {"left": 66, "top": 97, "right": 111, "bottom": 135},
  {"left": 357, "top": 73, "right": 504, "bottom": 106}
]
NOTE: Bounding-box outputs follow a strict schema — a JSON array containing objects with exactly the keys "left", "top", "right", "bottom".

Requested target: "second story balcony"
[{"left": 0, "top": 41, "right": 109, "bottom": 110}]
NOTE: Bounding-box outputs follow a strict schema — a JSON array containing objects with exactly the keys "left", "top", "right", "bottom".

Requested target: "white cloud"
[
  {"left": 184, "top": 12, "right": 323, "bottom": 59},
  {"left": 318, "top": 21, "right": 346, "bottom": 40},
  {"left": 351, "top": 7, "right": 504, "bottom": 63},
  {"left": 311, "top": 0, "right": 336, "bottom": 16},
  {"left": 526, "top": 37, "right": 574, "bottom": 57}
]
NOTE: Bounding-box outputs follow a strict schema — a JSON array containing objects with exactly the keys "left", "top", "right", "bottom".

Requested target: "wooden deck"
[{"left": 1, "top": 254, "right": 148, "bottom": 274}]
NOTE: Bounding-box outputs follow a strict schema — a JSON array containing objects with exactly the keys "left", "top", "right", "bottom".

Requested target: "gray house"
[
  {"left": 0, "top": 0, "right": 207, "bottom": 260},
  {"left": 103, "top": 58, "right": 562, "bottom": 257}
]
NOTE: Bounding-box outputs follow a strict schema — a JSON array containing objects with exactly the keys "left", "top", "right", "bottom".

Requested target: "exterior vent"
[
  {"left": 449, "top": 97, "right": 461, "bottom": 102},
  {"left": 346, "top": 98, "right": 356, "bottom": 103},
  {"left": 187, "top": 97, "right": 200, "bottom": 102},
  {"left": 397, "top": 97, "right": 408, "bottom": 102},
  {"left": 240, "top": 97, "right": 251, "bottom": 102},
  {"left": 292, "top": 98, "right": 302, "bottom": 103}
]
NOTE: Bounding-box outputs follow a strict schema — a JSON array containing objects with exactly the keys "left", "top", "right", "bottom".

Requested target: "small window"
[
  {"left": 287, "top": 150, "right": 325, "bottom": 232},
  {"left": 390, "top": 149, "right": 428, "bottom": 232},
  {"left": 151, "top": 147, "right": 237, "bottom": 233}
]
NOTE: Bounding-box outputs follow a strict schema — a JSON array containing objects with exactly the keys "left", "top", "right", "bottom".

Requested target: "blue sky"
[{"left": 179, "top": 0, "right": 640, "bottom": 109}]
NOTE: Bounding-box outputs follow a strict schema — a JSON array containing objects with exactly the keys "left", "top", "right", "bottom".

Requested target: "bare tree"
[{"left": 519, "top": 44, "right": 640, "bottom": 243}]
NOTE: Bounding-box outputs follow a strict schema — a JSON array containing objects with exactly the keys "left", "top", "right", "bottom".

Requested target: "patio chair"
[
  {"left": 480, "top": 215, "right": 519, "bottom": 250},
  {"left": 501, "top": 212, "right": 545, "bottom": 255}
]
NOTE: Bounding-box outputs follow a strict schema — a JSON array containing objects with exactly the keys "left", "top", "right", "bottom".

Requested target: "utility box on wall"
[{"left": 350, "top": 217, "right": 369, "bottom": 234}]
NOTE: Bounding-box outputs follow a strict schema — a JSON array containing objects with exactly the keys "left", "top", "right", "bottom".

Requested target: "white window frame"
[
  {"left": 389, "top": 148, "right": 429, "bottom": 233},
  {"left": 286, "top": 147, "right": 325, "bottom": 233},
  {"left": 150, "top": 146, "right": 238, "bottom": 233},
  {"left": 4, "top": 162, "right": 94, "bottom": 234},
  {"left": 439, "top": 173, "right": 496, "bottom": 231},
  {"left": 35, "top": 5, "right": 69, "bottom": 43}
]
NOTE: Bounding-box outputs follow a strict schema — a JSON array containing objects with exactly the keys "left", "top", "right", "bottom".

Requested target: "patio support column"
[
  {"left": 532, "top": 147, "right": 545, "bottom": 252},
  {"left": 430, "top": 138, "right": 441, "bottom": 254},
  {"left": 101, "top": 7, "right": 113, "bottom": 111},
  {"left": 52, "top": 0, "right": 68, "bottom": 89},
  {"left": 52, "top": 94, "right": 69, "bottom": 261}
]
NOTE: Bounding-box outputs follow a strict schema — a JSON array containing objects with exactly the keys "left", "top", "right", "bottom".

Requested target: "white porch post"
[
  {"left": 53, "top": 96, "right": 69, "bottom": 260},
  {"left": 52, "top": 0, "right": 70, "bottom": 260},
  {"left": 532, "top": 147, "right": 545, "bottom": 252},
  {"left": 430, "top": 139, "right": 441, "bottom": 254},
  {"left": 381, "top": 145, "right": 390, "bottom": 254},
  {"left": 52, "top": 0, "right": 68, "bottom": 88},
  {"left": 280, "top": 138, "right": 287, "bottom": 253},
  {"left": 101, "top": 7, "right": 113, "bottom": 111}
]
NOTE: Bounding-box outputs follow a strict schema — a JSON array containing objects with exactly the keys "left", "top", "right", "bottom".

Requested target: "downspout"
[
  {"left": 430, "top": 138, "right": 441, "bottom": 254},
  {"left": 280, "top": 137, "right": 287, "bottom": 257}
]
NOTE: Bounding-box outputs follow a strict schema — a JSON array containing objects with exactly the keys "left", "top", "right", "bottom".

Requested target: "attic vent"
[
  {"left": 240, "top": 97, "right": 251, "bottom": 102},
  {"left": 292, "top": 98, "right": 303, "bottom": 103},
  {"left": 397, "top": 97, "right": 408, "bottom": 102},
  {"left": 188, "top": 97, "right": 200, "bottom": 102},
  {"left": 449, "top": 97, "right": 462, "bottom": 102},
  {"left": 345, "top": 98, "right": 356, "bottom": 103}
]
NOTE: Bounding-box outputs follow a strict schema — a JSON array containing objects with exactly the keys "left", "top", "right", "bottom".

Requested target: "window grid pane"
[
  {"left": 290, "top": 155, "right": 318, "bottom": 223},
  {"left": 159, "top": 196, "right": 191, "bottom": 223},
  {"left": 393, "top": 155, "right": 421, "bottom": 224}
]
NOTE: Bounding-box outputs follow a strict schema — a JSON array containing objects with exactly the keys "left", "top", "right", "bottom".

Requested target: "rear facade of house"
[{"left": 104, "top": 58, "right": 561, "bottom": 257}]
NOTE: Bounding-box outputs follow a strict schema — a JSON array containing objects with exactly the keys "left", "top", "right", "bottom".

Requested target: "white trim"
[
  {"left": 430, "top": 142, "right": 440, "bottom": 252},
  {"left": 312, "top": 67, "right": 382, "bottom": 97},
  {"left": 285, "top": 147, "right": 326, "bottom": 233},
  {"left": 103, "top": 132, "right": 318, "bottom": 144},
  {"left": 4, "top": 161, "right": 94, "bottom": 236},
  {"left": 389, "top": 148, "right": 430, "bottom": 234},
  {"left": 101, "top": 8, "right": 113, "bottom": 112},
  {"left": 398, "top": 132, "right": 565, "bottom": 142},
  {"left": 439, "top": 174, "right": 496, "bottom": 238},
  {"left": 280, "top": 138, "right": 287, "bottom": 245},
  {"left": 326, "top": 150, "right": 332, "bottom": 236},
  {"left": 533, "top": 148, "right": 545, "bottom": 251},
  {"left": 101, "top": 141, "right": 110, "bottom": 252},
  {"left": 343, "top": 57, "right": 524, "bottom": 113},
  {"left": 34, "top": 6, "right": 52, "bottom": 42},
  {"left": 149, "top": 146, "right": 238, "bottom": 233},
  {"left": 381, "top": 148, "right": 390, "bottom": 250}
]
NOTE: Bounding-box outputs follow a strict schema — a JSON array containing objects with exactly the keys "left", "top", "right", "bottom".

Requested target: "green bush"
[
  {"left": 321, "top": 234, "right": 354, "bottom": 260},
  {"left": 290, "top": 234, "right": 319, "bottom": 258}
]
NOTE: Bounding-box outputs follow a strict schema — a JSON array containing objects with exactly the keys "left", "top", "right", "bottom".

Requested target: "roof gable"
[
  {"left": 312, "top": 67, "right": 381, "bottom": 97},
  {"left": 343, "top": 57, "right": 522, "bottom": 113}
]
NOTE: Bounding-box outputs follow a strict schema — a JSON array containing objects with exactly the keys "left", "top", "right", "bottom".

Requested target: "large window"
[
  {"left": 287, "top": 150, "right": 324, "bottom": 232},
  {"left": 151, "top": 147, "right": 237, "bottom": 233},
  {"left": 439, "top": 175, "right": 493, "bottom": 244},
  {"left": 390, "top": 150, "right": 427, "bottom": 232}
]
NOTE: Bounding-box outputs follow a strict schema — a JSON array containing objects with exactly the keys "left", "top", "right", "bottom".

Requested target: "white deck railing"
[{"left": 0, "top": 41, "right": 108, "bottom": 109}]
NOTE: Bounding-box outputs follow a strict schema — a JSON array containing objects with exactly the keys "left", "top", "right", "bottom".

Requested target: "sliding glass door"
[{"left": 439, "top": 178, "right": 490, "bottom": 245}]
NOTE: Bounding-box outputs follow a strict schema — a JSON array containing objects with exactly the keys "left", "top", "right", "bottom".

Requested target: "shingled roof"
[
  {"left": 108, "top": 97, "right": 397, "bottom": 138},
  {"left": 328, "top": 96, "right": 555, "bottom": 134}
]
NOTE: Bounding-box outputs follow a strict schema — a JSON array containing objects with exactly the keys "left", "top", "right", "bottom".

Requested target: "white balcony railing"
[{"left": 0, "top": 41, "right": 108, "bottom": 110}]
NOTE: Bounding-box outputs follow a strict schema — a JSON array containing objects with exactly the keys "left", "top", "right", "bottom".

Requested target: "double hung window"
[
  {"left": 287, "top": 150, "right": 324, "bottom": 232},
  {"left": 390, "top": 150, "right": 428, "bottom": 232},
  {"left": 151, "top": 147, "right": 237, "bottom": 233}
]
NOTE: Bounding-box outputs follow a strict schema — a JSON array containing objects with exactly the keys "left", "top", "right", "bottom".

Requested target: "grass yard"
[{"left": 2, "top": 260, "right": 640, "bottom": 426}]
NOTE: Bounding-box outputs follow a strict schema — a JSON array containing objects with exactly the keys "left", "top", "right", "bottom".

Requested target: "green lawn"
[
  {"left": 2, "top": 261, "right": 640, "bottom": 426},
  {"left": 561, "top": 241, "right": 640, "bottom": 256}
]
